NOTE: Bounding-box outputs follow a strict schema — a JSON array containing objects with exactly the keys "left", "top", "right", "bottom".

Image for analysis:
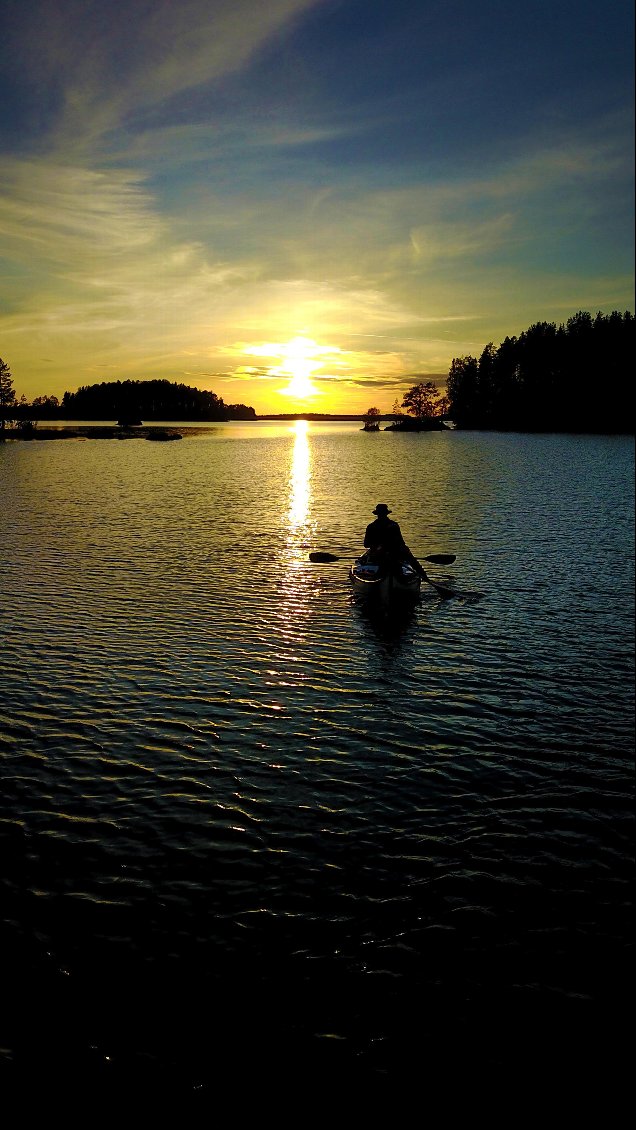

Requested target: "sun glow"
[
  {"left": 277, "top": 337, "right": 323, "bottom": 399},
  {"left": 243, "top": 336, "right": 336, "bottom": 401}
]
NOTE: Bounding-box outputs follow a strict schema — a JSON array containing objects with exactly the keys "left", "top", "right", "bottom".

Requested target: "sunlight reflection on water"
[{"left": 286, "top": 420, "right": 312, "bottom": 542}]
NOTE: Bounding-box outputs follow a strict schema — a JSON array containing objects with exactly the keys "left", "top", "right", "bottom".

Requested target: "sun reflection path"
[
  {"left": 286, "top": 420, "right": 313, "bottom": 551},
  {"left": 259, "top": 422, "right": 321, "bottom": 647},
  {"left": 273, "top": 421, "right": 320, "bottom": 623}
]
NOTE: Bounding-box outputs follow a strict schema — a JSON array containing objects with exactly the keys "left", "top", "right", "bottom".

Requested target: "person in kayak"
[{"left": 363, "top": 504, "right": 428, "bottom": 577}]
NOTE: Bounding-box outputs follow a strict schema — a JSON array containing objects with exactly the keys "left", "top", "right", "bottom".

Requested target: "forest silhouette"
[
  {"left": 446, "top": 310, "right": 633, "bottom": 432},
  {"left": 57, "top": 379, "right": 256, "bottom": 422}
]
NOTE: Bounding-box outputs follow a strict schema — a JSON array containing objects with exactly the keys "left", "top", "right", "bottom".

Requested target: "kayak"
[{"left": 349, "top": 555, "right": 421, "bottom": 599}]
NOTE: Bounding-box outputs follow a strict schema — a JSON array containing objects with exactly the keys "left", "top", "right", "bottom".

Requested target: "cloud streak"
[{"left": 7, "top": 0, "right": 319, "bottom": 151}]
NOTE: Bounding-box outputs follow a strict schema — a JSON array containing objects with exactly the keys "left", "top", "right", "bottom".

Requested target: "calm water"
[{"left": 0, "top": 423, "right": 633, "bottom": 1108}]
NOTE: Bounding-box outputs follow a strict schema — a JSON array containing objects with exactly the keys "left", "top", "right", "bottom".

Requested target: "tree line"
[
  {"left": 446, "top": 310, "right": 633, "bottom": 432},
  {"left": 0, "top": 376, "right": 256, "bottom": 427},
  {"left": 59, "top": 379, "right": 256, "bottom": 421}
]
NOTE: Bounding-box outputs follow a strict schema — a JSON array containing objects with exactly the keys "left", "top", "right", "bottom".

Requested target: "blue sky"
[{"left": 0, "top": 0, "right": 633, "bottom": 412}]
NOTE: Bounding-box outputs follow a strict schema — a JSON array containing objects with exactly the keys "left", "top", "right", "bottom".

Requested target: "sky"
[{"left": 0, "top": 0, "right": 633, "bottom": 415}]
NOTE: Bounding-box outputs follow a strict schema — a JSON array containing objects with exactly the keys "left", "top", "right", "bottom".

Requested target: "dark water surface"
[{"left": 1, "top": 423, "right": 633, "bottom": 1110}]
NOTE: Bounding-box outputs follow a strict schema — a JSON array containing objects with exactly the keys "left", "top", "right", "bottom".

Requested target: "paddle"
[
  {"left": 308, "top": 551, "right": 456, "bottom": 565},
  {"left": 421, "top": 576, "right": 459, "bottom": 598}
]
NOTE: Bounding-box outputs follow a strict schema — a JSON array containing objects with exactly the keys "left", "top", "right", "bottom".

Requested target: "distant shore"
[
  {"left": 256, "top": 413, "right": 365, "bottom": 421},
  {"left": 1, "top": 415, "right": 455, "bottom": 440}
]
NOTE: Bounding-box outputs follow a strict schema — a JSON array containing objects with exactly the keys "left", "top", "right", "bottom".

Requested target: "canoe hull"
[{"left": 349, "top": 557, "right": 421, "bottom": 599}]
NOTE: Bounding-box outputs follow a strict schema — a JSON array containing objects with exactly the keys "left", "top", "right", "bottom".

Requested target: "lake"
[{"left": 0, "top": 422, "right": 633, "bottom": 1112}]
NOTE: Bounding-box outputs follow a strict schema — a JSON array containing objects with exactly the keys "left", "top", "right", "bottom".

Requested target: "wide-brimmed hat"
[{"left": 372, "top": 503, "right": 391, "bottom": 514}]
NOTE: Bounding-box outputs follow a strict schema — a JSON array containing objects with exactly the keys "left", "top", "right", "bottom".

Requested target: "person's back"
[
  {"left": 364, "top": 512, "right": 407, "bottom": 556},
  {"left": 363, "top": 503, "right": 426, "bottom": 578}
]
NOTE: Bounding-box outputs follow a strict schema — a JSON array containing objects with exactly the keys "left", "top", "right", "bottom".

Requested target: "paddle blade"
[
  {"left": 309, "top": 551, "right": 340, "bottom": 563},
  {"left": 425, "top": 579, "right": 458, "bottom": 598},
  {"left": 423, "top": 553, "right": 456, "bottom": 565}
]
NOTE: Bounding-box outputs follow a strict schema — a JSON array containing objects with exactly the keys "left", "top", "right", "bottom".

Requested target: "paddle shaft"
[
  {"left": 309, "top": 549, "right": 456, "bottom": 562},
  {"left": 308, "top": 551, "right": 455, "bottom": 565}
]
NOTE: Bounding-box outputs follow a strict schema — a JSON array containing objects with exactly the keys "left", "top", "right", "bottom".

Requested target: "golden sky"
[{"left": 0, "top": 0, "right": 633, "bottom": 414}]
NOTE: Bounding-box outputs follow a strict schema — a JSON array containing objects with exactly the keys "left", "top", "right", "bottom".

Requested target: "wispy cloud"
[{"left": 9, "top": 0, "right": 319, "bottom": 152}]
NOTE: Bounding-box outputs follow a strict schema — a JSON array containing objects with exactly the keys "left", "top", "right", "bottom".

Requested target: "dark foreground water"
[{"left": 0, "top": 423, "right": 633, "bottom": 1112}]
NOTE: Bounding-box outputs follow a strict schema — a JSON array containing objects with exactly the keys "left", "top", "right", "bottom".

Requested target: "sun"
[
  {"left": 277, "top": 337, "right": 322, "bottom": 399},
  {"left": 242, "top": 335, "right": 339, "bottom": 404}
]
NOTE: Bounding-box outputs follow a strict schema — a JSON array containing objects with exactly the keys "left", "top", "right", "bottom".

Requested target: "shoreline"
[
  {"left": 1, "top": 425, "right": 187, "bottom": 441},
  {"left": 1, "top": 415, "right": 454, "bottom": 441},
  {"left": 0, "top": 418, "right": 373, "bottom": 441}
]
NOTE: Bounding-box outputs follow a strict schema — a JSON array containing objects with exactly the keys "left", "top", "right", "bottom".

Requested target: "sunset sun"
[
  {"left": 243, "top": 336, "right": 332, "bottom": 403},
  {"left": 277, "top": 337, "right": 322, "bottom": 400}
]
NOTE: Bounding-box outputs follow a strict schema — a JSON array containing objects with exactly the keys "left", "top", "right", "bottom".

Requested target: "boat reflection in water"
[{"left": 350, "top": 567, "right": 421, "bottom": 648}]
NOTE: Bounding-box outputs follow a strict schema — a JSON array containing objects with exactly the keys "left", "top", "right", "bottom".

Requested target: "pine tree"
[{"left": 0, "top": 357, "right": 16, "bottom": 437}]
